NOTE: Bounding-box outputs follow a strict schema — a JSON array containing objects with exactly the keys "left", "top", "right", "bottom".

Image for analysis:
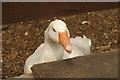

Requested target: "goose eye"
[{"left": 52, "top": 28, "right": 56, "bottom": 32}]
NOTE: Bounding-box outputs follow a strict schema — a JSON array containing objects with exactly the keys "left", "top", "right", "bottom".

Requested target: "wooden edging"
[{"left": 31, "top": 49, "right": 119, "bottom": 78}]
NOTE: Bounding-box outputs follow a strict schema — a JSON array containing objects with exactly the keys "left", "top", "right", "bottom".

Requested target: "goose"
[{"left": 24, "top": 20, "right": 91, "bottom": 74}]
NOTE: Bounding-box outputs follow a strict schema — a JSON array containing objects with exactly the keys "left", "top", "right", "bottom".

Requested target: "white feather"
[{"left": 62, "top": 35, "right": 91, "bottom": 59}]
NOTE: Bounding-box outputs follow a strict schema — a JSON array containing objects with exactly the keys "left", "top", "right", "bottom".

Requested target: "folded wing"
[{"left": 62, "top": 35, "right": 92, "bottom": 59}]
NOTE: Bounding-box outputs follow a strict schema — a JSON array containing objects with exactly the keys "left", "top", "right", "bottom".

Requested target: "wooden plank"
[
  {"left": 31, "top": 50, "right": 119, "bottom": 78},
  {"left": 2, "top": 2, "right": 118, "bottom": 24}
]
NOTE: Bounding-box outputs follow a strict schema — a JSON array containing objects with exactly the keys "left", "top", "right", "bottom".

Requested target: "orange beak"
[{"left": 59, "top": 31, "right": 72, "bottom": 53}]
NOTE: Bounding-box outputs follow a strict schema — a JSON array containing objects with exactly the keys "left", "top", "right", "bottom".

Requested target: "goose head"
[{"left": 45, "top": 20, "right": 72, "bottom": 53}]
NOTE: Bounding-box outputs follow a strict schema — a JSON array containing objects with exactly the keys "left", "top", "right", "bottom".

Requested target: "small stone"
[
  {"left": 26, "top": 53, "right": 29, "bottom": 55},
  {"left": 16, "top": 36, "right": 20, "bottom": 38},
  {"left": 20, "top": 22, "right": 23, "bottom": 24},
  {"left": 114, "top": 40, "right": 117, "bottom": 43},
  {"left": 5, "top": 76, "right": 8, "bottom": 78},
  {"left": 0, "top": 59, "right": 2, "bottom": 63},
  {"left": 87, "top": 12, "right": 91, "bottom": 14},
  {"left": 24, "top": 40, "right": 27, "bottom": 42},
  {"left": 105, "top": 36, "right": 108, "bottom": 39},
  {"left": 15, "top": 52, "right": 18, "bottom": 55},
  {"left": 112, "top": 29, "right": 118, "bottom": 32},
  {"left": 103, "top": 33, "right": 108, "bottom": 39},
  {"left": 103, "top": 33, "right": 107, "bottom": 36},
  {"left": 47, "top": 20, "right": 51, "bottom": 22},
  {"left": 54, "top": 17, "right": 58, "bottom": 20},
  {"left": 81, "top": 21, "right": 91, "bottom": 25},
  {"left": 62, "top": 17, "right": 66, "bottom": 21},
  {"left": 25, "top": 32, "right": 28, "bottom": 36}
]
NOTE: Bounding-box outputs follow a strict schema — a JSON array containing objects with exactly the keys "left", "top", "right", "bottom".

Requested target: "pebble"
[
  {"left": 112, "top": 29, "right": 118, "bottom": 33},
  {"left": 24, "top": 32, "right": 29, "bottom": 36},
  {"left": 114, "top": 40, "right": 117, "bottom": 43},
  {"left": 5, "top": 76, "right": 8, "bottom": 78},
  {"left": 26, "top": 53, "right": 29, "bottom": 55},
  {"left": 15, "top": 52, "right": 18, "bottom": 55},
  {"left": 103, "top": 33, "right": 109, "bottom": 39},
  {"left": 0, "top": 59, "right": 2, "bottom": 63},
  {"left": 87, "top": 12, "right": 91, "bottom": 14},
  {"left": 20, "top": 22, "right": 23, "bottom": 24},
  {"left": 105, "top": 36, "right": 108, "bottom": 39},
  {"left": 81, "top": 21, "right": 91, "bottom": 25},
  {"left": 62, "top": 17, "right": 66, "bottom": 21},
  {"left": 103, "top": 33, "right": 107, "bottom": 36},
  {"left": 47, "top": 20, "right": 51, "bottom": 22}
]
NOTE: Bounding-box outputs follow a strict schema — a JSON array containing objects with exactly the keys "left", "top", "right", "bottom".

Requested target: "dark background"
[{"left": 2, "top": 2, "right": 118, "bottom": 25}]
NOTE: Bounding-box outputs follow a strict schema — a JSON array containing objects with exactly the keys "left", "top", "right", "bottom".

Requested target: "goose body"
[{"left": 24, "top": 20, "right": 91, "bottom": 74}]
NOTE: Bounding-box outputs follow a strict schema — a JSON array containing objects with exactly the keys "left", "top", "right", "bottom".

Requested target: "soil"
[{"left": 2, "top": 8, "right": 119, "bottom": 78}]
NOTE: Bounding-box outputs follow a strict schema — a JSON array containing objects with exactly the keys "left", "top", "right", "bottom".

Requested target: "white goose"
[{"left": 24, "top": 20, "right": 91, "bottom": 74}]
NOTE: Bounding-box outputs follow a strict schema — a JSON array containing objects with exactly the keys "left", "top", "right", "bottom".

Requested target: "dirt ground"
[{"left": 2, "top": 8, "right": 119, "bottom": 78}]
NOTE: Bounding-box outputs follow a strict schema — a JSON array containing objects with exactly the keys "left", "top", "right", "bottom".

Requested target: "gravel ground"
[{"left": 2, "top": 8, "right": 119, "bottom": 78}]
